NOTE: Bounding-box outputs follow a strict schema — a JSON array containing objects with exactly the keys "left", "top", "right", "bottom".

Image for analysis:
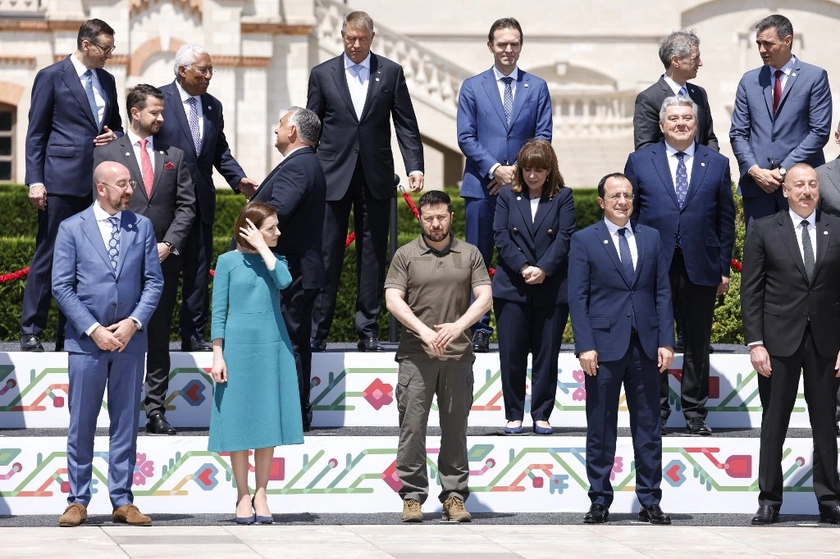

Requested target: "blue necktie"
[
  {"left": 501, "top": 76, "right": 513, "bottom": 125},
  {"left": 618, "top": 227, "right": 636, "bottom": 329},
  {"left": 187, "top": 97, "right": 201, "bottom": 154},
  {"left": 83, "top": 70, "right": 99, "bottom": 127},
  {"left": 107, "top": 216, "right": 120, "bottom": 270},
  {"left": 678, "top": 85, "right": 688, "bottom": 97},
  {"left": 675, "top": 152, "right": 689, "bottom": 207}
]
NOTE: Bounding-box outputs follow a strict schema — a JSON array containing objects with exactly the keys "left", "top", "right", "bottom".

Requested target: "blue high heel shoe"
[
  {"left": 252, "top": 496, "right": 274, "bottom": 524},
  {"left": 235, "top": 497, "right": 255, "bottom": 524}
]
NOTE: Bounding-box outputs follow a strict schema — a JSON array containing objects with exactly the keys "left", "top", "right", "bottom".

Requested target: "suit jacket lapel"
[
  {"left": 508, "top": 71, "right": 531, "bottom": 127},
  {"left": 330, "top": 55, "right": 358, "bottom": 122},
  {"left": 632, "top": 226, "right": 646, "bottom": 287},
  {"left": 81, "top": 209, "right": 116, "bottom": 275},
  {"left": 532, "top": 195, "right": 552, "bottom": 232},
  {"left": 114, "top": 213, "right": 137, "bottom": 278},
  {"left": 776, "top": 60, "right": 801, "bottom": 116},
  {"left": 595, "top": 222, "right": 632, "bottom": 288},
  {"left": 652, "top": 147, "right": 680, "bottom": 209},
  {"left": 813, "top": 212, "right": 830, "bottom": 281},
  {"left": 777, "top": 211, "right": 809, "bottom": 282},
  {"left": 760, "top": 66, "right": 776, "bottom": 119},
  {"left": 113, "top": 137, "right": 147, "bottom": 200},
  {"left": 514, "top": 192, "right": 536, "bottom": 242},
  {"left": 149, "top": 148, "right": 165, "bottom": 200},
  {"left": 480, "top": 70, "right": 508, "bottom": 129},
  {"left": 360, "top": 54, "right": 383, "bottom": 122},
  {"left": 166, "top": 85, "right": 197, "bottom": 155},
  {"left": 61, "top": 58, "right": 98, "bottom": 129},
  {"left": 683, "top": 146, "right": 708, "bottom": 208}
]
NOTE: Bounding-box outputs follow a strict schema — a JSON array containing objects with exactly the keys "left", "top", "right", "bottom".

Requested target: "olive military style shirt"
[{"left": 385, "top": 235, "right": 491, "bottom": 361}]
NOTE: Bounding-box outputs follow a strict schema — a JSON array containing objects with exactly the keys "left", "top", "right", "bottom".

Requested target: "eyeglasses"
[
  {"left": 189, "top": 66, "right": 214, "bottom": 76},
  {"left": 88, "top": 40, "right": 116, "bottom": 55},
  {"left": 606, "top": 193, "right": 634, "bottom": 201},
  {"left": 101, "top": 180, "right": 136, "bottom": 191}
]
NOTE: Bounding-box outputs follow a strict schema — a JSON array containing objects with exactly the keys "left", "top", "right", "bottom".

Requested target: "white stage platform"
[{"left": 0, "top": 350, "right": 828, "bottom": 517}]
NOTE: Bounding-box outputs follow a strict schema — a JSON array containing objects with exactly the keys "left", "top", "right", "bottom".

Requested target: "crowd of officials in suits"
[{"left": 20, "top": 10, "right": 840, "bottom": 527}]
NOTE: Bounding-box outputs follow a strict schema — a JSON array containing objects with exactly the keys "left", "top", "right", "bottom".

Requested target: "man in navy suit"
[
  {"left": 626, "top": 96, "right": 735, "bottom": 436},
  {"left": 633, "top": 29, "right": 718, "bottom": 151},
  {"left": 730, "top": 13, "right": 832, "bottom": 230},
  {"left": 94, "top": 84, "right": 196, "bottom": 436},
  {"left": 307, "top": 10, "right": 424, "bottom": 353},
  {"left": 52, "top": 161, "right": 163, "bottom": 527},
  {"left": 457, "top": 17, "right": 552, "bottom": 352},
  {"left": 251, "top": 106, "right": 326, "bottom": 431},
  {"left": 22, "top": 19, "right": 123, "bottom": 352},
  {"left": 155, "top": 44, "right": 258, "bottom": 352},
  {"left": 569, "top": 173, "right": 675, "bottom": 525}
]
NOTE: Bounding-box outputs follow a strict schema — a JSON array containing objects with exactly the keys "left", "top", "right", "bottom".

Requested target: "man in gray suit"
[
  {"left": 633, "top": 29, "right": 718, "bottom": 152},
  {"left": 730, "top": 13, "right": 832, "bottom": 230},
  {"left": 94, "top": 84, "right": 196, "bottom": 436}
]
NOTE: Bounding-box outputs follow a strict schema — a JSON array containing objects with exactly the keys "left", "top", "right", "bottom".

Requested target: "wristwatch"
[{"left": 778, "top": 167, "right": 787, "bottom": 179}]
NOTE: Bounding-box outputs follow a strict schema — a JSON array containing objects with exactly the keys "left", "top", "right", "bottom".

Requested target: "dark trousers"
[
  {"left": 21, "top": 193, "right": 91, "bottom": 338},
  {"left": 464, "top": 196, "right": 496, "bottom": 335},
  {"left": 743, "top": 189, "right": 787, "bottom": 233},
  {"left": 586, "top": 333, "right": 662, "bottom": 508},
  {"left": 311, "top": 162, "right": 390, "bottom": 341},
  {"left": 179, "top": 216, "right": 214, "bottom": 340},
  {"left": 280, "top": 257, "right": 319, "bottom": 429},
  {"left": 144, "top": 257, "right": 180, "bottom": 418},
  {"left": 661, "top": 251, "right": 716, "bottom": 421},
  {"left": 758, "top": 327, "right": 840, "bottom": 509},
  {"left": 495, "top": 298, "right": 567, "bottom": 422}
]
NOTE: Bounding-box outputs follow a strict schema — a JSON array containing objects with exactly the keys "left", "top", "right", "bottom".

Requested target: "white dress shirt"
[
  {"left": 344, "top": 53, "right": 371, "bottom": 120},
  {"left": 126, "top": 129, "right": 156, "bottom": 176},
  {"left": 70, "top": 54, "right": 105, "bottom": 126},
  {"left": 604, "top": 218, "right": 638, "bottom": 270},
  {"left": 771, "top": 55, "right": 797, "bottom": 93},
  {"left": 790, "top": 208, "right": 817, "bottom": 266},
  {"left": 175, "top": 80, "right": 204, "bottom": 140}
]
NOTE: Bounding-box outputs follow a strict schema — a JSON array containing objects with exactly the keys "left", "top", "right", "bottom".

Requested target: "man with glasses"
[
  {"left": 22, "top": 18, "right": 123, "bottom": 352},
  {"left": 156, "top": 44, "right": 258, "bottom": 357},
  {"left": 52, "top": 161, "right": 163, "bottom": 527}
]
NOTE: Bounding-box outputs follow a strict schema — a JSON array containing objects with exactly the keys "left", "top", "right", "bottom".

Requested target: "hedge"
[{"left": 0, "top": 184, "right": 744, "bottom": 344}]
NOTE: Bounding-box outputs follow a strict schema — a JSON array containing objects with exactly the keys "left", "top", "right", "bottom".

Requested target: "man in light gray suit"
[{"left": 730, "top": 13, "right": 832, "bottom": 230}]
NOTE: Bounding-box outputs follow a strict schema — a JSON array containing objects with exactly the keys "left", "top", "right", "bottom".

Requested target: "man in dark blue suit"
[
  {"left": 307, "top": 10, "right": 424, "bottom": 353},
  {"left": 457, "top": 17, "right": 552, "bottom": 352},
  {"left": 626, "top": 96, "right": 735, "bottom": 436},
  {"left": 155, "top": 44, "right": 258, "bottom": 352},
  {"left": 52, "top": 161, "right": 163, "bottom": 527},
  {"left": 569, "top": 173, "right": 674, "bottom": 525},
  {"left": 251, "top": 106, "right": 326, "bottom": 431},
  {"left": 730, "top": 14, "right": 832, "bottom": 230},
  {"left": 22, "top": 19, "right": 123, "bottom": 352}
]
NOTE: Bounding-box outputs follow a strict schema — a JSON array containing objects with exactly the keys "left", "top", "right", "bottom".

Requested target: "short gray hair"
[
  {"left": 658, "top": 30, "right": 700, "bottom": 69},
  {"left": 282, "top": 106, "right": 321, "bottom": 145},
  {"left": 659, "top": 95, "right": 698, "bottom": 122},
  {"left": 173, "top": 44, "right": 208, "bottom": 76},
  {"left": 342, "top": 11, "right": 374, "bottom": 34}
]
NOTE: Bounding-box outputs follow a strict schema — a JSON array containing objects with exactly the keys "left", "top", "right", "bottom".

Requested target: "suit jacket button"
[
  {"left": 512, "top": 227, "right": 519, "bottom": 233},
  {"left": 547, "top": 229, "right": 554, "bottom": 235}
]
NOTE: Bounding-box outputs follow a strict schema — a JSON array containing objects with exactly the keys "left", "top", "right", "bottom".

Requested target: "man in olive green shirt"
[{"left": 385, "top": 190, "right": 492, "bottom": 523}]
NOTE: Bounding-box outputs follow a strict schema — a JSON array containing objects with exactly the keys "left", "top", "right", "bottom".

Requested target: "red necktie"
[
  {"left": 139, "top": 138, "right": 154, "bottom": 197},
  {"left": 773, "top": 69, "right": 783, "bottom": 113}
]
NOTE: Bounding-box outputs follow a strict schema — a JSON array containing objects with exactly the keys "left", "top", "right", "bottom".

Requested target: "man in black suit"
[
  {"left": 633, "top": 29, "right": 718, "bottom": 151},
  {"left": 251, "top": 106, "right": 326, "bottom": 431},
  {"left": 741, "top": 163, "right": 840, "bottom": 525},
  {"left": 307, "top": 10, "right": 425, "bottom": 352},
  {"left": 155, "top": 44, "right": 258, "bottom": 352},
  {"left": 22, "top": 18, "right": 123, "bottom": 351},
  {"left": 94, "top": 84, "right": 196, "bottom": 436}
]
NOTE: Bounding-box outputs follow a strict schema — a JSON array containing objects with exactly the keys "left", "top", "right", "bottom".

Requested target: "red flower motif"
[{"left": 363, "top": 378, "right": 394, "bottom": 410}]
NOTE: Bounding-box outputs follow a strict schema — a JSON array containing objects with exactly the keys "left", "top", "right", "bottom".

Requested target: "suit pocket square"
[{"left": 163, "top": 161, "right": 176, "bottom": 170}]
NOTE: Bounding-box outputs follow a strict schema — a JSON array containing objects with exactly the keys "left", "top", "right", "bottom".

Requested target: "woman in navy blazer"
[{"left": 493, "top": 140, "right": 576, "bottom": 434}]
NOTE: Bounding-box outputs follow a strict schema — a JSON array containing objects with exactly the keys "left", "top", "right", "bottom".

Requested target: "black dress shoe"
[
  {"left": 181, "top": 336, "right": 213, "bottom": 352},
  {"left": 819, "top": 505, "right": 840, "bottom": 524},
  {"left": 583, "top": 504, "right": 609, "bottom": 524},
  {"left": 751, "top": 505, "right": 779, "bottom": 525},
  {"left": 471, "top": 330, "right": 490, "bottom": 353},
  {"left": 310, "top": 338, "right": 326, "bottom": 352},
  {"left": 20, "top": 334, "right": 44, "bottom": 352},
  {"left": 357, "top": 337, "right": 385, "bottom": 352},
  {"left": 686, "top": 417, "right": 712, "bottom": 436},
  {"left": 146, "top": 413, "right": 177, "bottom": 435},
  {"left": 639, "top": 504, "right": 671, "bottom": 525}
]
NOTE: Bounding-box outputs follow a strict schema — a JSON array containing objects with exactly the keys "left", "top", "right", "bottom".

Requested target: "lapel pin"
[
  {"left": 523, "top": 83, "right": 529, "bottom": 88},
  {"left": 375, "top": 78, "right": 380, "bottom": 82},
  {"left": 824, "top": 230, "right": 829, "bottom": 235},
  {"left": 603, "top": 240, "right": 609, "bottom": 244},
  {"left": 124, "top": 152, "right": 131, "bottom": 157},
  {"left": 792, "top": 72, "right": 797, "bottom": 77},
  {"left": 207, "top": 106, "right": 212, "bottom": 111},
  {"left": 516, "top": 196, "right": 521, "bottom": 200},
  {"left": 701, "top": 162, "right": 706, "bottom": 167}
]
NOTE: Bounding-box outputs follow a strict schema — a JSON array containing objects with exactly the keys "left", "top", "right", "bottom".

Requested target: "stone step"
[{"left": 0, "top": 350, "right": 802, "bottom": 430}]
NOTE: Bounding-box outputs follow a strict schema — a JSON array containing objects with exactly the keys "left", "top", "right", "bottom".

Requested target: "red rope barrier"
[{"left": 0, "top": 267, "right": 29, "bottom": 283}]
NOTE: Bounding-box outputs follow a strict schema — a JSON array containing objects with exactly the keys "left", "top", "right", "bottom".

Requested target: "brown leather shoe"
[
  {"left": 58, "top": 502, "right": 87, "bottom": 527},
  {"left": 112, "top": 504, "right": 152, "bottom": 525}
]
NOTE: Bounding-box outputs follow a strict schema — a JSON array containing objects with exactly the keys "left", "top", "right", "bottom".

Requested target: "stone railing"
[
  {"left": 0, "top": 0, "right": 41, "bottom": 12},
  {"left": 551, "top": 90, "right": 636, "bottom": 136},
  {"left": 314, "top": 0, "right": 470, "bottom": 119}
]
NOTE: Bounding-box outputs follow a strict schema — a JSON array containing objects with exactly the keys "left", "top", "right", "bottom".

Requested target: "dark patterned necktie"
[
  {"left": 501, "top": 76, "right": 513, "bottom": 125},
  {"left": 83, "top": 70, "right": 99, "bottom": 127},
  {"left": 675, "top": 152, "right": 689, "bottom": 207},
  {"left": 107, "top": 216, "right": 120, "bottom": 270},
  {"left": 773, "top": 69, "right": 783, "bottom": 113},
  {"left": 187, "top": 97, "right": 201, "bottom": 154},
  {"left": 801, "top": 220, "right": 815, "bottom": 282}
]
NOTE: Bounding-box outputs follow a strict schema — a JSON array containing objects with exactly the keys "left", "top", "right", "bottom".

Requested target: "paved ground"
[{"left": 2, "top": 521, "right": 840, "bottom": 558}]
